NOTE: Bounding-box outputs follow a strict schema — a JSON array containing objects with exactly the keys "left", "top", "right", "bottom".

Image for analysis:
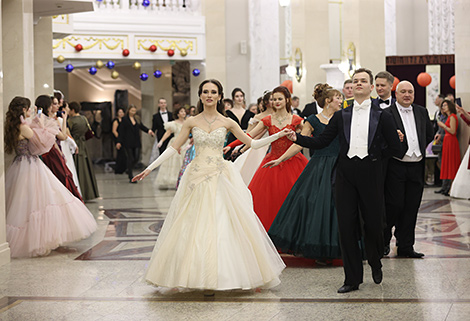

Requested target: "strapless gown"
[
  {"left": 145, "top": 126, "right": 285, "bottom": 291},
  {"left": 5, "top": 117, "right": 97, "bottom": 257}
]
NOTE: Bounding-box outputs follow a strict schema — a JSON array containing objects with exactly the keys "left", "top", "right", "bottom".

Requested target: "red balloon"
[
  {"left": 280, "top": 80, "right": 293, "bottom": 93},
  {"left": 449, "top": 75, "right": 456, "bottom": 89},
  {"left": 149, "top": 45, "right": 157, "bottom": 52},
  {"left": 122, "top": 49, "right": 130, "bottom": 57},
  {"left": 417, "top": 72, "right": 432, "bottom": 87},
  {"left": 392, "top": 77, "right": 400, "bottom": 91},
  {"left": 75, "top": 44, "right": 83, "bottom": 52},
  {"left": 167, "top": 49, "right": 175, "bottom": 57}
]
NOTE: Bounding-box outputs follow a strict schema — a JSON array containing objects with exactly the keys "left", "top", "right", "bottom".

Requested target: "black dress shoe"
[
  {"left": 129, "top": 180, "right": 137, "bottom": 184},
  {"left": 372, "top": 268, "right": 383, "bottom": 284},
  {"left": 397, "top": 250, "right": 424, "bottom": 258},
  {"left": 434, "top": 189, "right": 444, "bottom": 194},
  {"left": 337, "top": 284, "right": 359, "bottom": 293},
  {"left": 384, "top": 244, "right": 390, "bottom": 256}
]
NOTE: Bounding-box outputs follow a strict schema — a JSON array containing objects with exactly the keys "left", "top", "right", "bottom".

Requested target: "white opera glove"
[
  {"left": 251, "top": 132, "right": 282, "bottom": 150},
  {"left": 146, "top": 146, "right": 177, "bottom": 171}
]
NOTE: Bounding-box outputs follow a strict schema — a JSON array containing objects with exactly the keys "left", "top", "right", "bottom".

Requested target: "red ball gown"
[
  {"left": 440, "top": 114, "right": 461, "bottom": 179},
  {"left": 248, "top": 115, "right": 308, "bottom": 231}
]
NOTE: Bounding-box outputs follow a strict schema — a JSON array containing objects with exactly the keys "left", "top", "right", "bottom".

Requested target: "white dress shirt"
[
  {"left": 160, "top": 110, "right": 169, "bottom": 123},
  {"left": 395, "top": 103, "right": 422, "bottom": 162},
  {"left": 347, "top": 99, "right": 371, "bottom": 159}
]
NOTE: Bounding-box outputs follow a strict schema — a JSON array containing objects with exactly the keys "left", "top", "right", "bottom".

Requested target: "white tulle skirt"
[
  {"left": 450, "top": 146, "right": 470, "bottom": 199},
  {"left": 233, "top": 144, "right": 269, "bottom": 186},
  {"left": 145, "top": 156, "right": 285, "bottom": 291},
  {"left": 6, "top": 156, "right": 97, "bottom": 258}
]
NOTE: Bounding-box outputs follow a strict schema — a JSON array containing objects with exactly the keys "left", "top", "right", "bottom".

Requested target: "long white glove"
[
  {"left": 146, "top": 146, "right": 177, "bottom": 171},
  {"left": 66, "top": 136, "right": 78, "bottom": 154},
  {"left": 251, "top": 132, "right": 282, "bottom": 149}
]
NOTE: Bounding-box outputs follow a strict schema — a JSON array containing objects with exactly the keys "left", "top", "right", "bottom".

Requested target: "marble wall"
[{"left": 33, "top": 17, "right": 54, "bottom": 98}]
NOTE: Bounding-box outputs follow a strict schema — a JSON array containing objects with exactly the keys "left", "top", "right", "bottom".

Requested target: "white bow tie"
[
  {"left": 399, "top": 107, "right": 412, "bottom": 114},
  {"left": 354, "top": 101, "right": 370, "bottom": 111}
]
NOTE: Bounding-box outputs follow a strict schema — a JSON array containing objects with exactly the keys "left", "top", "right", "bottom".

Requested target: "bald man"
[{"left": 383, "top": 81, "right": 433, "bottom": 258}]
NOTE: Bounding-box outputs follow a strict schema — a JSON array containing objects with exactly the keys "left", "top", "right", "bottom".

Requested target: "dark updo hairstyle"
[
  {"left": 173, "top": 106, "right": 187, "bottom": 119},
  {"left": 314, "top": 83, "right": 342, "bottom": 108},
  {"left": 4, "top": 96, "right": 31, "bottom": 154},
  {"left": 441, "top": 99, "right": 457, "bottom": 115},
  {"left": 35, "top": 95, "right": 52, "bottom": 116},
  {"left": 197, "top": 79, "right": 226, "bottom": 116},
  {"left": 69, "top": 101, "right": 81, "bottom": 113},
  {"left": 231, "top": 87, "right": 245, "bottom": 102},
  {"left": 272, "top": 86, "right": 291, "bottom": 113},
  {"left": 261, "top": 90, "right": 272, "bottom": 112}
]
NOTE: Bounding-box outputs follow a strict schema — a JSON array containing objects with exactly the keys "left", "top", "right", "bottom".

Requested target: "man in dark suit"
[
  {"left": 288, "top": 68, "right": 403, "bottom": 293},
  {"left": 300, "top": 83, "right": 322, "bottom": 118},
  {"left": 291, "top": 96, "right": 302, "bottom": 115},
  {"left": 383, "top": 81, "right": 433, "bottom": 258},
  {"left": 151, "top": 98, "right": 173, "bottom": 153},
  {"left": 372, "top": 71, "right": 396, "bottom": 109}
]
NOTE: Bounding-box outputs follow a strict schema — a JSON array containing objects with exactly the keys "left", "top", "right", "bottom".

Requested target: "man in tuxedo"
[
  {"left": 288, "top": 68, "right": 403, "bottom": 293},
  {"left": 151, "top": 98, "right": 173, "bottom": 154},
  {"left": 372, "top": 71, "right": 396, "bottom": 109},
  {"left": 300, "top": 83, "right": 322, "bottom": 118},
  {"left": 384, "top": 81, "right": 433, "bottom": 258},
  {"left": 291, "top": 96, "right": 302, "bottom": 115}
]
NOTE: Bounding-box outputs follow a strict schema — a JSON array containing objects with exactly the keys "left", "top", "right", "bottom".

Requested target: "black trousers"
[
  {"left": 335, "top": 157, "right": 385, "bottom": 286},
  {"left": 384, "top": 158, "right": 424, "bottom": 252},
  {"left": 124, "top": 147, "right": 141, "bottom": 180}
]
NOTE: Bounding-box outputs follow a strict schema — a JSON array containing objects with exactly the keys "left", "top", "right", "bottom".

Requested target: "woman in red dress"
[
  {"left": 35, "top": 95, "right": 83, "bottom": 201},
  {"left": 247, "top": 86, "right": 308, "bottom": 230},
  {"left": 437, "top": 99, "right": 461, "bottom": 196}
]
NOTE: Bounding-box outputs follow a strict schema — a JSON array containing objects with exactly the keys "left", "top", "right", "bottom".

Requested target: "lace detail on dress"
[
  {"left": 14, "top": 139, "right": 38, "bottom": 164},
  {"left": 267, "top": 122, "right": 298, "bottom": 159},
  {"left": 191, "top": 127, "right": 227, "bottom": 155}
]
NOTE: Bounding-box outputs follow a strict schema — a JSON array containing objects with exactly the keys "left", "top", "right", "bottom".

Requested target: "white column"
[
  {"left": 34, "top": 17, "right": 54, "bottom": 97},
  {"left": 248, "top": 0, "right": 280, "bottom": 103},
  {"left": 384, "top": 0, "right": 397, "bottom": 56},
  {"left": 1, "top": 0, "right": 35, "bottom": 105},
  {"left": 0, "top": 0, "right": 12, "bottom": 267},
  {"left": 140, "top": 63, "right": 157, "bottom": 166},
  {"left": 454, "top": 0, "right": 470, "bottom": 157},
  {"left": 189, "top": 61, "right": 206, "bottom": 106}
]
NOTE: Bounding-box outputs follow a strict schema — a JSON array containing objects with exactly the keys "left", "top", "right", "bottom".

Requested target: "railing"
[{"left": 94, "top": 0, "right": 200, "bottom": 13}]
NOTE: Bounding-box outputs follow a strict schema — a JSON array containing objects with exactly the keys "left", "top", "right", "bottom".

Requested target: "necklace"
[
  {"left": 202, "top": 113, "right": 218, "bottom": 128},
  {"left": 320, "top": 112, "right": 332, "bottom": 121},
  {"left": 274, "top": 113, "right": 289, "bottom": 125}
]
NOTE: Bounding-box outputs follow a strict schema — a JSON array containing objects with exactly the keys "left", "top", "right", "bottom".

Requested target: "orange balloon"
[
  {"left": 417, "top": 72, "right": 432, "bottom": 87},
  {"left": 280, "top": 80, "right": 293, "bottom": 93},
  {"left": 449, "top": 75, "right": 456, "bottom": 89},
  {"left": 392, "top": 77, "right": 400, "bottom": 91}
]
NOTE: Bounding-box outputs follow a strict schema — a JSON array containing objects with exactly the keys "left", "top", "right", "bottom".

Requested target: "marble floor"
[{"left": 1, "top": 167, "right": 469, "bottom": 321}]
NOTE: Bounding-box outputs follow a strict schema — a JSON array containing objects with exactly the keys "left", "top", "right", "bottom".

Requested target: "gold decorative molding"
[
  {"left": 53, "top": 35, "right": 129, "bottom": 54},
  {"left": 52, "top": 15, "right": 69, "bottom": 25}
]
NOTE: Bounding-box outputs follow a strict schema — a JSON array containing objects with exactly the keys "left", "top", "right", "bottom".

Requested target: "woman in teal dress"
[{"left": 264, "top": 84, "right": 343, "bottom": 259}]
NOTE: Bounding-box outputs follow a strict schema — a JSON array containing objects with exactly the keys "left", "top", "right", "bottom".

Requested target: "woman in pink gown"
[
  {"left": 4, "top": 97, "right": 97, "bottom": 258},
  {"left": 247, "top": 86, "right": 308, "bottom": 231}
]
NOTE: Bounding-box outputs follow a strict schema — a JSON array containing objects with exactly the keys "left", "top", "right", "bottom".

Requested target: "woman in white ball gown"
[{"left": 133, "top": 79, "right": 286, "bottom": 292}]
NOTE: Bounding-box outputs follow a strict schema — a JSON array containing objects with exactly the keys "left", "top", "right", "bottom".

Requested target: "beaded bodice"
[
  {"left": 14, "top": 139, "right": 36, "bottom": 162},
  {"left": 264, "top": 115, "right": 302, "bottom": 159},
  {"left": 191, "top": 127, "right": 227, "bottom": 159}
]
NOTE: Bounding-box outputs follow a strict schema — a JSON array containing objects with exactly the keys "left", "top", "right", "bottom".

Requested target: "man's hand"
[
  {"left": 116, "top": 143, "right": 121, "bottom": 150},
  {"left": 286, "top": 130, "right": 297, "bottom": 141},
  {"left": 397, "top": 130, "right": 404, "bottom": 142}
]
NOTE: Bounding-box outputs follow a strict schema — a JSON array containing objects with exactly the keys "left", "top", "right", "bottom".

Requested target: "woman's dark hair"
[
  {"left": 223, "top": 98, "right": 233, "bottom": 108},
  {"left": 261, "top": 91, "right": 272, "bottom": 112},
  {"left": 173, "top": 106, "right": 187, "bottom": 119},
  {"left": 231, "top": 87, "right": 245, "bottom": 101},
  {"left": 4, "top": 97, "right": 31, "bottom": 154},
  {"left": 441, "top": 99, "right": 457, "bottom": 115},
  {"left": 272, "top": 86, "right": 291, "bottom": 113},
  {"left": 314, "top": 83, "right": 342, "bottom": 108},
  {"left": 35, "top": 95, "right": 52, "bottom": 116},
  {"left": 69, "top": 101, "right": 81, "bottom": 113},
  {"left": 197, "top": 79, "right": 226, "bottom": 115}
]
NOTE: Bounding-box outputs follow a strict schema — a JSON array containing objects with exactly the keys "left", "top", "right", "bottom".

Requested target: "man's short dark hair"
[
  {"left": 292, "top": 96, "right": 299, "bottom": 101},
  {"left": 343, "top": 79, "right": 352, "bottom": 87},
  {"left": 374, "top": 71, "right": 394, "bottom": 85}
]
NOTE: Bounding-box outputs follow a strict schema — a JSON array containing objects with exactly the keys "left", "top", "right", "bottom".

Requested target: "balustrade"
[{"left": 94, "top": 0, "right": 199, "bottom": 14}]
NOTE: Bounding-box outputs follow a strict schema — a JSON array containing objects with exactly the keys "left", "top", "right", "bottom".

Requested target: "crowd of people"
[{"left": 4, "top": 67, "right": 469, "bottom": 296}]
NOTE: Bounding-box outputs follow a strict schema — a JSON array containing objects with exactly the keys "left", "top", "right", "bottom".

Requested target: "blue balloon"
[
  {"left": 140, "top": 73, "right": 149, "bottom": 81},
  {"left": 65, "top": 64, "right": 74, "bottom": 72},
  {"left": 106, "top": 61, "right": 115, "bottom": 69},
  {"left": 89, "top": 66, "right": 97, "bottom": 75},
  {"left": 142, "top": 0, "right": 150, "bottom": 7},
  {"left": 153, "top": 70, "right": 162, "bottom": 78},
  {"left": 192, "top": 68, "right": 201, "bottom": 77}
]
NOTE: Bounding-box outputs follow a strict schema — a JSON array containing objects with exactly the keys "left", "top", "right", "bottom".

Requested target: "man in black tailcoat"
[
  {"left": 383, "top": 81, "right": 433, "bottom": 258},
  {"left": 151, "top": 98, "right": 173, "bottom": 154},
  {"left": 288, "top": 68, "right": 403, "bottom": 293}
]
